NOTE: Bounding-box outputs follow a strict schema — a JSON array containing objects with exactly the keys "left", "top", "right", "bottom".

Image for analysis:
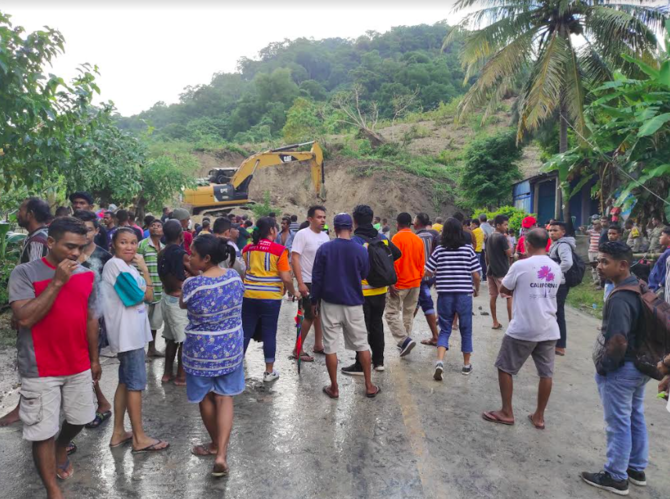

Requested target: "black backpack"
[
  {"left": 554, "top": 242, "right": 586, "bottom": 288},
  {"left": 358, "top": 235, "right": 397, "bottom": 288}
]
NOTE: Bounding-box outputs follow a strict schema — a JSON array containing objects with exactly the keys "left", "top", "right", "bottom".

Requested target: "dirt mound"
[{"left": 247, "top": 157, "right": 456, "bottom": 222}]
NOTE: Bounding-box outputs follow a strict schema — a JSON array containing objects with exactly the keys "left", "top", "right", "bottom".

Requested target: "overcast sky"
[{"left": 5, "top": 2, "right": 463, "bottom": 117}]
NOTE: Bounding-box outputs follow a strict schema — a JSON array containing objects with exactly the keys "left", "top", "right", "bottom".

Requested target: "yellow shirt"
[
  {"left": 472, "top": 227, "right": 484, "bottom": 253},
  {"left": 432, "top": 223, "right": 443, "bottom": 234}
]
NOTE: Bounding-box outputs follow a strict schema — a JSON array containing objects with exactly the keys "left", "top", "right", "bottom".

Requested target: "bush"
[
  {"left": 473, "top": 206, "right": 533, "bottom": 234},
  {"left": 252, "top": 191, "right": 280, "bottom": 219}
]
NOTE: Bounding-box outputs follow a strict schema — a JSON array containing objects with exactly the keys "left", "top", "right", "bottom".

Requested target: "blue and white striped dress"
[{"left": 181, "top": 269, "right": 245, "bottom": 377}]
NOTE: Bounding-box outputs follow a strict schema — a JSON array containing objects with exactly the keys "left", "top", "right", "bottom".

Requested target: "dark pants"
[
  {"left": 242, "top": 298, "right": 282, "bottom": 363},
  {"left": 556, "top": 284, "right": 569, "bottom": 349},
  {"left": 477, "top": 252, "right": 487, "bottom": 280},
  {"left": 355, "top": 293, "right": 386, "bottom": 367}
]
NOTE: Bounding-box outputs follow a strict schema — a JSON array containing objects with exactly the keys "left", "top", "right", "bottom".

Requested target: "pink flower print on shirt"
[{"left": 537, "top": 265, "right": 556, "bottom": 282}]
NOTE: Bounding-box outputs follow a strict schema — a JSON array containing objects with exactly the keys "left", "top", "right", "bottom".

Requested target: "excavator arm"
[{"left": 231, "top": 141, "right": 326, "bottom": 199}]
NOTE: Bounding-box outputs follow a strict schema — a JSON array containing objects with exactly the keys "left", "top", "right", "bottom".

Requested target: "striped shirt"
[
  {"left": 137, "top": 237, "right": 163, "bottom": 303},
  {"left": 588, "top": 229, "right": 600, "bottom": 252},
  {"left": 425, "top": 244, "right": 481, "bottom": 294}
]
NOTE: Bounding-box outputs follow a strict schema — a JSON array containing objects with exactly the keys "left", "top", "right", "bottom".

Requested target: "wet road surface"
[{"left": 1, "top": 290, "right": 669, "bottom": 499}]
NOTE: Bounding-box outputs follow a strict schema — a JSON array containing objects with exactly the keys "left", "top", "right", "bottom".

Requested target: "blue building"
[{"left": 512, "top": 171, "right": 599, "bottom": 227}]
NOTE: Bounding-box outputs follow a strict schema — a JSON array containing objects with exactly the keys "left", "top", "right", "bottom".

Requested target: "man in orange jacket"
[{"left": 385, "top": 212, "right": 425, "bottom": 357}]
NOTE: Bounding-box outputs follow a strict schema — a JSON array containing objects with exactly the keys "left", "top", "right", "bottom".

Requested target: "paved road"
[{"left": 0, "top": 290, "right": 668, "bottom": 499}]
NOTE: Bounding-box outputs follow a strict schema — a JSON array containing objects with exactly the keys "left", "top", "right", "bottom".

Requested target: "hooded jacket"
[{"left": 549, "top": 236, "right": 576, "bottom": 285}]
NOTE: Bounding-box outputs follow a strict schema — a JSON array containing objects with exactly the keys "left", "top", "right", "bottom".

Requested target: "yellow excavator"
[{"left": 183, "top": 141, "right": 326, "bottom": 215}]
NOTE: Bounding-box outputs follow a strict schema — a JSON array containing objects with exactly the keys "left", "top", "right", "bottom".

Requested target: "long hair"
[
  {"left": 252, "top": 217, "right": 274, "bottom": 245},
  {"left": 193, "top": 234, "right": 236, "bottom": 267},
  {"left": 441, "top": 217, "right": 467, "bottom": 250}
]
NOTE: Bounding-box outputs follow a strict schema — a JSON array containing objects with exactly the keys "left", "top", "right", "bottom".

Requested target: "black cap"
[
  {"left": 69, "top": 191, "right": 94, "bottom": 206},
  {"left": 397, "top": 212, "right": 413, "bottom": 226}
]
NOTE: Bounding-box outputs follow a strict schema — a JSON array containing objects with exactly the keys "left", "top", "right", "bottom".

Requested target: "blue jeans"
[
  {"left": 242, "top": 298, "right": 282, "bottom": 363},
  {"left": 436, "top": 293, "right": 473, "bottom": 353},
  {"left": 477, "top": 252, "right": 487, "bottom": 280},
  {"left": 417, "top": 279, "right": 436, "bottom": 316},
  {"left": 595, "top": 362, "right": 650, "bottom": 481}
]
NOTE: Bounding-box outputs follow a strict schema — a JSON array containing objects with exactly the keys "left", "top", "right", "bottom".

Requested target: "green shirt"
[{"left": 137, "top": 237, "right": 163, "bottom": 303}]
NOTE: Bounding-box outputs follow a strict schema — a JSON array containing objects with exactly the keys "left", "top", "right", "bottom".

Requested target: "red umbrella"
[{"left": 294, "top": 302, "right": 304, "bottom": 374}]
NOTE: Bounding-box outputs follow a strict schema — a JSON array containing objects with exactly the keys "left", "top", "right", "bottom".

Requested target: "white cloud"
[{"left": 5, "top": 3, "right": 462, "bottom": 116}]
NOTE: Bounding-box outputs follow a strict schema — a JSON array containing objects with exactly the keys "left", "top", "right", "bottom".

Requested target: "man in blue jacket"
[
  {"left": 311, "top": 213, "right": 381, "bottom": 399},
  {"left": 648, "top": 226, "right": 670, "bottom": 293}
]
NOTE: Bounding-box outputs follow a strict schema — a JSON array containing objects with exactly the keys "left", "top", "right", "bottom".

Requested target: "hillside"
[{"left": 187, "top": 102, "right": 540, "bottom": 221}]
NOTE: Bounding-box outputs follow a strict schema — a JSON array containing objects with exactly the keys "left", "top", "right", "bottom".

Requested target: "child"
[
  {"left": 103, "top": 228, "right": 169, "bottom": 453},
  {"left": 180, "top": 235, "right": 245, "bottom": 477}
]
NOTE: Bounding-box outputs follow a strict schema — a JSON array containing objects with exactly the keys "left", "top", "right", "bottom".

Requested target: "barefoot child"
[{"left": 103, "top": 228, "right": 169, "bottom": 453}]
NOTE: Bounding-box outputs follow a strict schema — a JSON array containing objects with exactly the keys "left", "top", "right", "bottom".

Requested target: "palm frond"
[
  {"left": 518, "top": 31, "right": 567, "bottom": 139},
  {"left": 454, "top": 0, "right": 539, "bottom": 11},
  {"left": 605, "top": 3, "right": 667, "bottom": 32},
  {"left": 585, "top": 6, "right": 660, "bottom": 56},
  {"left": 578, "top": 43, "right": 614, "bottom": 86},
  {"left": 459, "top": 10, "right": 540, "bottom": 69},
  {"left": 459, "top": 4, "right": 542, "bottom": 29},
  {"left": 458, "top": 28, "right": 538, "bottom": 119}
]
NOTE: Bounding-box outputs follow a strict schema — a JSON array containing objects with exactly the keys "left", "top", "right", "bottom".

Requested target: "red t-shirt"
[
  {"left": 516, "top": 236, "right": 551, "bottom": 256},
  {"left": 183, "top": 230, "right": 193, "bottom": 255},
  {"left": 8, "top": 258, "right": 94, "bottom": 378}
]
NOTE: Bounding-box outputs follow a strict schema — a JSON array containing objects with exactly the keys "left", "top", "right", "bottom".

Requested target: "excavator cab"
[{"left": 183, "top": 141, "right": 325, "bottom": 216}]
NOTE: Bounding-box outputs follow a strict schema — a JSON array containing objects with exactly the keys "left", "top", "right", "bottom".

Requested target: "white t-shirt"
[
  {"left": 102, "top": 257, "right": 152, "bottom": 353},
  {"left": 501, "top": 255, "right": 562, "bottom": 342},
  {"left": 290, "top": 227, "right": 329, "bottom": 283}
]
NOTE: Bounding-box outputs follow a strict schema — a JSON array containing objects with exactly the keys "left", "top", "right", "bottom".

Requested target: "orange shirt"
[{"left": 391, "top": 228, "right": 425, "bottom": 289}]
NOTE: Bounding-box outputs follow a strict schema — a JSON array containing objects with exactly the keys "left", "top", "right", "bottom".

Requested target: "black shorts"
[{"left": 301, "top": 283, "right": 315, "bottom": 320}]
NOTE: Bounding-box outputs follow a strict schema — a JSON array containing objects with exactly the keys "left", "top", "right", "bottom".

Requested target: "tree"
[
  {"left": 282, "top": 98, "right": 326, "bottom": 143},
  {"left": 460, "top": 130, "right": 523, "bottom": 209},
  {"left": 331, "top": 84, "right": 386, "bottom": 147},
  {"left": 448, "top": 0, "right": 665, "bottom": 225}
]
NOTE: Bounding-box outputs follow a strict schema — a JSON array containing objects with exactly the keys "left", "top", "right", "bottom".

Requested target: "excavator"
[{"left": 183, "top": 141, "right": 326, "bottom": 215}]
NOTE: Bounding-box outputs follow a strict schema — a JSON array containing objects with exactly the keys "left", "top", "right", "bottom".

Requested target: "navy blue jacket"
[{"left": 311, "top": 238, "right": 369, "bottom": 306}]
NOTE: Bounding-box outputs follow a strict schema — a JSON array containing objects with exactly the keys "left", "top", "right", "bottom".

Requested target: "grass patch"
[{"left": 566, "top": 281, "right": 604, "bottom": 320}]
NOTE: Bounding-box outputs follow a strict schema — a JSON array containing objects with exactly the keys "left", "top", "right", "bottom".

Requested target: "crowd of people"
[{"left": 1, "top": 193, "right": 669, "bottom": 498}]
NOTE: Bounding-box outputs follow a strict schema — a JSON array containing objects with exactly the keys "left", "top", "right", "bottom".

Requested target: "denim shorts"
[
  {"left": 417, "top": 279, "right": 435, "bottom": 316},
  {"left": 186, "top": 363, "right": 245, "bottom": 403},
  {"left": 118, "top": 347, "right": 147, "bottom": 391}
]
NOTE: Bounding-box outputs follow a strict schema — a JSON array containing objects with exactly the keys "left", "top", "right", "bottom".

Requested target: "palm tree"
[{"left": 447, "top": 0, "right": 665, "bottom": 223}]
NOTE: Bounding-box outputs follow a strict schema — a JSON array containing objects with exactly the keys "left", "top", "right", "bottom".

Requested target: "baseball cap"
[
  {"left": 333, "top": 213, "right": 353, "bottom": 229},
  {"left": 172, "top": 208, "right": 190, "bottom": 221},
  {"left": 521, "top": 216, "right": 537, "bottom": 229},
  {"left": 397, "top": 212, "right": 413, "bottom": 226}
]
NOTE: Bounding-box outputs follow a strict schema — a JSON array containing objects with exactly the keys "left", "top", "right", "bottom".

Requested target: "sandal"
[
  {"left": 299, "top": 352, "right": 314, "bottom": 362},
  {"left": 56, "top": 458, "right": 73, "bottom": 480},
  {"left": 366, "top": 386, "right": 382, "bottom": 399},
  {"left": 322, "top": 386, "right": 339, "bottom": 399},
  {"left": 132, "top": 440, "right": 170, "bottom": 454},
  {"left": 313, "top": 348, "right": 326, "bottom": 355},
  {"left": 528, "top": 414, "right": 545, "bottom": 430},
  {"left": 66, "top": 441, "right": 77, "bottom": 455},
  {"left": 86, "top": 410, "right": 112, "bottom": 429},
  {"left": 491, "top": 324, "right": 503, "bottom": 330},
  {"left": 110, "top": 435, "right": 133, "bottom": 448},
  {"left": 420, "top": 339, "right": 437, "bottom": 346},
  {"left": 191, "top": 444, "right": 217, "bottom": 457},
  {"left": 482, "top": 411, "right": 514, "bottom": 426},
  {"left": 211, "top": 462, "right": 229, "bottom": 478}
]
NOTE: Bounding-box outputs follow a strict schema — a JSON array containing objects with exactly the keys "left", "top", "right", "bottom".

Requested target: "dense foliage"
[
  {"left": 544, "top": 21, "right": 670, "bottom": 222},
  {"left": 116, "top": 23, "right": 466, "bottom": 143},
  {"left": 460, "top": 130, "right": 523, "bottom": 210}
]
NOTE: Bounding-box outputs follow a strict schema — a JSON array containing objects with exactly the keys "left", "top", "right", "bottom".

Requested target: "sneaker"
[
  {"left": 341, "top": 363, "right": 364, "bottom": 376},
  {"left": 263, "top": 370, "right": 280, "bottom": 383},
  {"left": 627, "top": 468, "right": 646, "bottom": 486},
  {"left": 462, "top": 365, "right": 473, "bottom": 376},
  {"left": 374, "top": 364, "right": 385, "bottom": 372},
  {"left": 581, "top": 471, "right": 629, "bottom": 495},
  {"left": 433, "top": 362, "right": 444, "bottom": 381},
  {"left": 399, "top": 338, "right": 416, "bottom": 357}
]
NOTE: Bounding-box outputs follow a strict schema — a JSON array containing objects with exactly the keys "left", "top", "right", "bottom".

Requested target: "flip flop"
[
  {"left": 86, "top": 410, "right": 112, "bottom": 429},
  {"left": 66, "top": 441, "right": 77, "bottom": 455},
  {"left": 482, "top": 411, "right": 514, "bottom": 426},
  {"left": 366, "top": 386, "right": 382, "bottom": 399},
  {"left": 191, "top": 444, "right": 217, "bottom": 457},
  {"left": 491, "top": 324, "right": 503, "bottom": 330},
  {"left": 555, "top": 350, "right": 566, "bottom": 356},
  {"left": 211, "top": 462, "right": 229, "bottom": 478},
  {"left": 528, "top": 414, "right": 545, "bottom": 430},
  {"left": 109, "top": 435, "right": 133, "bottom": 448},
  {"left": 56, "top": 458, "right": 73, "bottom": 480},
  {"left": 132, "top": 440, "right": 170, "bottom": 454},
  {"left": 322, "top": 386, "right": 339, "bottom": 399},
  {"left": 299, "top": 352, "right": 314, "bottom": 362},
  {"left": 420, "top": 339, "right": 437, "bottom": 346},
  {"left": 312, "top": 348, "right": 326, "bottom": 355}
]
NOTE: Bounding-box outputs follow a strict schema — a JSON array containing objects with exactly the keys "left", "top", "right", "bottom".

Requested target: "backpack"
[
  {"left": 609, "top": 280, "right": 670, "bottom": 380},
  {"left": 554, "top": 242, "right": 586, "bottom": 288},
  {"left": 358, "top": 235, "right": 397, "bottom": 288}
]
